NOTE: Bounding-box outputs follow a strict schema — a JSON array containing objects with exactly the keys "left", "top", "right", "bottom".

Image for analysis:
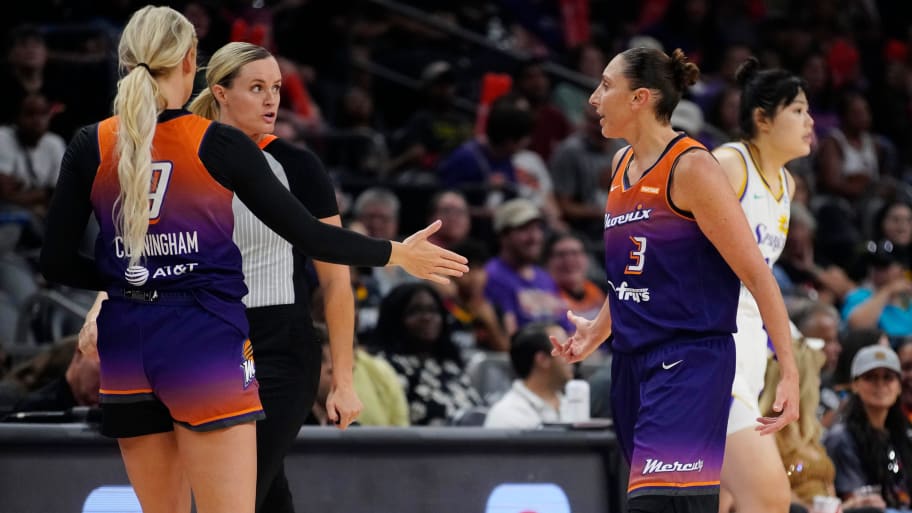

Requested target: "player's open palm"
[
  {"left": 397, "top": 220, "right": 469, "bottom": 284},
  {"left": 551, "top": 311, "right": 604, "bottom": 364}
]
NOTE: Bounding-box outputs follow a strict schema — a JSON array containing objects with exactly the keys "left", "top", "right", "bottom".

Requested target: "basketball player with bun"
[{"left": 550, "top": 46, "right": 799, "bottom": 513}]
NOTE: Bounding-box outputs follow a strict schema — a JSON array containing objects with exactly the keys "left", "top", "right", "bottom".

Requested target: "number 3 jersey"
[{"left": 603, "top": 134, "right": 739, "bottom": 352}]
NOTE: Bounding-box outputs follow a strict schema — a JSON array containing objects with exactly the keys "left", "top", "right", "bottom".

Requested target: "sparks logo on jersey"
[
  {"left": 642, "top": 458, "right": 704, "bottom": 475},
  {"left": 241, "top": 339, "right": 256, "bottom": 389},
  {"left": 612, "top": 281, "right": 650, "bottom": 302},
  {"left": 604, "top": 206, "right": 653, "bottom": 230},
  {"left": 754, "top": 224, "right": 786, "bottom": 253},
  {"left": 777, "top": 214, "right": 788, "bottom": 234}
]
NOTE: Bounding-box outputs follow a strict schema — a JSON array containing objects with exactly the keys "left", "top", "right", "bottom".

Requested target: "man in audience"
[
  {"left": 484, "top": 322, "right": 572, "bottom": 428},
  {"left": 484, "top": 198, "right": 571, "bottom": 333}
]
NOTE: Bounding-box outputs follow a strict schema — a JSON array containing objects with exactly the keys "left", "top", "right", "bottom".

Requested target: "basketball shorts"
[
  {"left": 727, "top": 313, "right": 770, "bottom": 435},
  {"left": 611, "top": 335, "right": 736, "bottom": 499},
  {"left": 96, "top": 293, "right": 264, "bottom": 438}
]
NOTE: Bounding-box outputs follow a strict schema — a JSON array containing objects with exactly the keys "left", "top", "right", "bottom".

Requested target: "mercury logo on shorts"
[
  {"left": 642, "top": 458, "right": 704, "bottom": 475},
  {"left": 241, "top": 339, "right": 256, "bottom": 389}
]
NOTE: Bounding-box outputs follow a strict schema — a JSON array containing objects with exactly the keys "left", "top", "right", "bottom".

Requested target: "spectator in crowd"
[
  {"left": 821, "top": 328, "right": 891, "bottom": 432},
  {"left": 842, "top": 240, "right": 912, "bottom": 342},
  {"left": 799, "top": 51, "right": 838, "bottom": 140},
  {"left": 549, "top": 104, "right": 624, "bottom": 241},
  {"left": 0, "top": 26, "right": 56, "bottom": 127},
  {"left": 0, "top": 92, "right": 64, "bottom": 218},
  {"left": 352, "top": 341, "right": 411, "bottom": 427},
  {"left": 817, "top": 91, "right": 887, "bottom": 204},
  {"left": 437, "top": 99, "right": 532, "bottom": 209},
  {"left": 484, "top": 322, "right": 573, "bottom": 428},
  {"left": 794, "top": 301, "right": 842, "bottom": 385},
  {"left": 0, "top": 336, "right": 81, "bottom": 414},
  {"left": 371, "top": 283, "right": 483, "bottom": 426},
  {"left": 490, "top": 91, "right": 565, "bottom": 232},
  {"left": 426, "top": 190, "right": 472, "bottom": 251},
  {"left": 760, "top": 329, "right": 882, "bottom": 513},
  {"left": 484, "top": 198, "right": 571, "bottom": 333},
  {"left": 13, "top": 341, "right": 98, "bottom": 413},
  {"left": 512, "top": 58, "right": 572, "bottom": 161},
  {"left": 329, "top": 87, "right": 389, "bottom": 176},
  {"left": 871, "top": 200, "right": 912, "bottom": 268},
  {"left": 544, "top": 231, "right": 606, "bottom": 322},
  {"left": 352, "top": 187, "right": 418, "bottom": 297},
  {"left": 388, "top": 61, "right": 473, "bottom": 173},
  {"left": 704, "top": 85, "right": 741, "bottom": 145},
  {"left": 4, "top": 336, "right": 98, "bottom": 414},
  {"left": 310, "top": 288, "right": 409, "bottom": 427},
  {"left": 899, "top": 339, "right": 912, "bottom": 424},
  {"left": 437, "top": 239, "right": 512, "bottom": 352},
  {"left": 775, "top": 202, "right": 855, "bottom": 306},
  {"left": 552, "top": 42, "right": 606, "bottom": 126},
  {"left": 824, "top": 346, "right": 912, "bottom": 510}
]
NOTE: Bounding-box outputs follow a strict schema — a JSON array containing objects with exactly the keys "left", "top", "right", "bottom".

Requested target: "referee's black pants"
[{"left": 247, "top": 304, "right": 321, "bottom": 513}]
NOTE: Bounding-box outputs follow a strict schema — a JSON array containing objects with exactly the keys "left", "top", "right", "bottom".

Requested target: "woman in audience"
[
  {"left": 824, "top": 345, "right": 912, "bottom": 510},
  {"left": 761, "top": 330, "right": 882, "bottom": 512},
  {"left": 371, "top": 282, "right": 483, "bottom": 425}
]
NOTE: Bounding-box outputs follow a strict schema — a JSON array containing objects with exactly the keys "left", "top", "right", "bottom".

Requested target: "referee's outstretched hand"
[{"left": 390, "top": 220, "right": 469, "bottom": 285}]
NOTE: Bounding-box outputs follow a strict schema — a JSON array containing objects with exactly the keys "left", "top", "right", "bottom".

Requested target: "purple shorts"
[
  {"left": 610, "top": 335, "right": 735, "bottom": 498},
  {"left": 97, "top": 294, "right": 263, "bottom": 436}
]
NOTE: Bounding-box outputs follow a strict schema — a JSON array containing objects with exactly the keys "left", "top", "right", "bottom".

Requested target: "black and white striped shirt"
[{"left": 232, "top": 137, "right": 340, "bottom": 308}]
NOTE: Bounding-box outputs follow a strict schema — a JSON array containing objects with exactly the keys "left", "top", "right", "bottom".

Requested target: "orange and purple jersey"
[
  {"left": 89, "top": 113, "right": 247, "bottom": 300},
  {"left": 603, "top": 134, "right": 739, "bottom": 352}
]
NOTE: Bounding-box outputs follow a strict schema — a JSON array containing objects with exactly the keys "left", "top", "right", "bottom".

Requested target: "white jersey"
[
  {"left": 722, "top": 141, "right": 791, "bottom": 319},
  {"left": 721, "top": 141, "right": 791, "bottom": 434}
]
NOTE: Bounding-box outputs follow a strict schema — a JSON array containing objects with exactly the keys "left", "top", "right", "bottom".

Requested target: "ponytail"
[
  {"left": 113, "top": 5, "right": 196, "bottom": 267},
  {"left": 188, "top": 87, "right": 220, "bottom": 120},
  {"left": 113, "top": 65, "right": 160, "bottom": 267}
]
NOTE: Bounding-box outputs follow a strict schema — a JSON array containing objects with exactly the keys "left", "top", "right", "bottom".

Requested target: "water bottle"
[{"left": 561, "top": 379, "right": 591, "bottom": 423}]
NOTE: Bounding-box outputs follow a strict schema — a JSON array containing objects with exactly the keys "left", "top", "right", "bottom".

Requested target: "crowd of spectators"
[{"left": 2, "top": 0, "right": 912, "bottom": 508}]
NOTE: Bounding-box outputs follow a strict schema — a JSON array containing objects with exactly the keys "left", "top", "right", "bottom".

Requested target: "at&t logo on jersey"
[
  {"left": 604, "top": 206, "right": 653, "bottom": 230},
  {"left": 241, "top": 340, "right": 256, "bottom": 389},
  {"left": 152, "top": 263, "right": 199, "bottom": 279},
  {"left": 613, "top": 281, "right": 650, "bottom": 303},
  {"left": 642, "top": 458, "right": 704, "bottom": 475},
  {"left": 125, "top": 265, "right": 149, "bottom": 286}
]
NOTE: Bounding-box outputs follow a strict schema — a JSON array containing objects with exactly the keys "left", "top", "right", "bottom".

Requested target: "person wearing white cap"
[
  {"left": 823, "top": 345, "right": 912, "bottom": 510},
  {"left": 484, "top": 198, "right": 572, "bottom": 334}
]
